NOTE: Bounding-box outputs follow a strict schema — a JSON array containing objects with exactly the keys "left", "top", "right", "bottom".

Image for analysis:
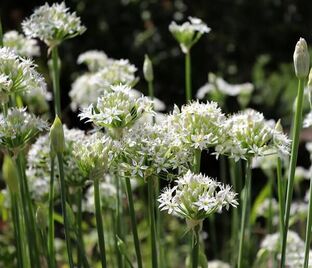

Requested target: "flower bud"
[
  {"left": 143, "top": 54, "right": 153, "bottom": 82},
  {"left": 275, "top": 119, "right": 283, "bottom": 132},
  {"left": 308, "top": 68, "right": 312, "bottom": 88},
  {"left": 293, "top": 38, "right": 310, "bottom": 79},
  {"left": 49, "top": 116, "right": 65, "bottom": 154},
  {"left": 36, "top": 206, "right": 48, "bottom": 231},
  {"left": 2, "top": 155, "right": 19, "bottom": 194}
]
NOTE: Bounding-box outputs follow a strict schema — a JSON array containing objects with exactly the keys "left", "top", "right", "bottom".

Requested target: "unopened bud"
[
  {"left": 49, "top": 116, "right": 65, "bottom": 154},
  {"left": 308, "top": 68, "right": 312, "bottom": 88},
  {"left": 2, "top": 155, "right": 19, "bottom": 194},
  {"left": 293, "top": 38, "right": 310, "bottom": 79},
  {"left": 36, "top": 206, "right": 48, "bottom": 230},
  {"left": 143, "top": 54, "right": 153, "bottom": 82},
  {"left": 275, "top": 119, "right": 283, "bottom": 133}
]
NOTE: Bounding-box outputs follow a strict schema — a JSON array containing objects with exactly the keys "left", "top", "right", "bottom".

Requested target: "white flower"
[
  {"left": 77, "top": 50, "right": 109, "bottom": 72},
  {"left": 3, "top": 30, "right": 40, "bottom": 57},
  {"left": 79, "top": 84, "right": 153, "bottom": 131},
  {"left": 169, "top": 16, "right": 211, "bottom": 53},
  {"left": 208, "top": 260, "right": 231, "bottom": 268},
  {"left": 22, "top": 2, "right": 86, "bottom": 47},
  {"left": 158, "top": 170, "right": 238, "bottom": 222},
  {"left": 215, "top": 109, "right": 291, "bottom": 160},
  {"left": 0, "top": 47, "right": 46, "bottom": 103},
  {"left": 304, "top": 111, "right": 312, "bottom": 128}
]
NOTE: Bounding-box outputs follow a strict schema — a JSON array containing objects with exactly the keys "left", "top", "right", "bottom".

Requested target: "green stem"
[
  {"left": 16, "top": 154, "right": 40, "bottom": 268},
  {"left": 148, "top": 178, "right": 158, "bottom": 268},
  {"left": 303, "top": 168, "right": 312, "bottom": 267},
  {"left": 56, "top": 153, "right": 74, "bottom": 268},
  {"left": 268, "top": 171, "right": 274, "bottom": 233},
  {"left": 185, "top": 51, "right": 192, "bottom": 102},
  {"left": 191, "top": 225, "right": 200, "bottom": 268},
  {"left": 115, "top": 175, "right": 124, "bottom": 267},
  {"left": 2, "top": 103, "right": 8, "bottom": 117},
  {"left": 0, "top": 16, "right": 3, "bottom": 47},
  {"left": 237, "top": 158, "right": 252, "bottom": 268},
  {"left": 276, "top": 157, "right": 284, "bottom": 248},
  {"left": 51, "top": 46, "right": 61, "bottom": 117},
  {"left": 48, "top": 157, "right": 56, "bottom": 268},
  {"left": 148, "top": 80, "right": 156, "bottom": 124},
  {"left": 111, "top": 210, "right": 122, "bottom": 268},
  {"left": 193, "top": 149, "right": 201, "bottom": 173},
  {"left": 281, "top": 78, "right": 305, "bottom": 267},
  {"left": 77, "top": 187, "right": 84, "bottom": 268},
  {"left": 94, "top": 177, "right": 107, "bottom": 268},
  {"left": 125, "top": 177, "right": 143, "bottom": 268}
]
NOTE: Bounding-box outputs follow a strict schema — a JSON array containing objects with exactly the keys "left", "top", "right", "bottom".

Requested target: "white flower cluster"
[
  {"left": 169, "top": 101, "right": 226, "bottom": 151},
  {"left": 22, "top": 2, "right": 86, "bottom": 47},
  {"left": 79, "top": 84, "right": 153, "bottom": 132},
  {"left": 0, "top": 47, "right": 46, "bottom": 103},
  {"left": 196, "top": 73, "right": 254, "bottom": 108},
  {"left": 72, "top": 133, "right": 112, "bottom": 180},
  {"left": 27, "top": 126, "right": 88, "bottom": 201},
  {"left": 259, "top": 231, "right": 312, "bottom": 268},
  {"left": 216, "top": 109, "right": 291, "bottom": 161},
  {"left": 3, "top": 30, "right": 40, "bottom": 57},
  {"left": 158, "top": 170, "right": 238, "bottom": 222},
  {"left": 169, "top": 17, "right": 211, "bottom": 53},
  {"left": 115, "top": 120, "right": 192, "bottom": 180},
  {"left": 0, "top": 108, "right": 48, "bottom": 154},
  {"left": 304, "top": 111, "right": 312, "bottom": 128},
  {"left": 208, "top": 260, "right": 231, "bottom": 268},
  {"left": 70, "top": 51, "right": 138, "bottom": 111}
]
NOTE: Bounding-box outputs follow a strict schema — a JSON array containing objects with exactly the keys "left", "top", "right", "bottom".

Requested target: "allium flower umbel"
[
  {"left": 0, "top": 47, "right": 46, "bottom": 103},
  {"left": 169, "top": 101, "right": 225, "bottom": 151},
  {"left": 169, "top": 17, "right": 210, "bottom": 53},
  {"left": 3, "top": 31, "right": 40, "bottom": 57},
  {"left": 0, "top": 108, "right": 48, "bottom": 154},
  {"left": 158, "top": 170, "right": 238, "bottom": 226},
  {"left": 22, "top": 2, "right": 86, "bottom": 47},
  {"left": 216, "top": 109, "right": 291, "bottom": 161},
  {"left": 79, "top": 84, "right": 153, "bottom": 135},
  {"left": 77, "top": 50, "right": 109, "bottom": 72},
  {"left": 73, "top": 133, "right": 112, "bottom": 180}
]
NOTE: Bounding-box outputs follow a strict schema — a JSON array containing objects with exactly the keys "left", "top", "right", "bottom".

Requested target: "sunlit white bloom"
[
  {"left": 304, "top": 111, "right": 312, "bottom": 128},
  {"left": 208, "top": 260, "right": 231, "bottom": 268},
  {"left": 168, "top": 101, "right": 225, "bottom": 151},
  {"left": 258, "top": 231, "right": 312, "bottom": 268},
  {"left": 3, "top": 30, "right": 40, "bottom": 57},
  {"left": 215, "top": 109, "right": 291, "bottom": 161},
  {"left": 77, "top": 50, "right": 109, "bottom": 72},
  {"left": 158, "top": 170, "right": 238, "bottom": 223},
  {"left": 169, "top": 17, "right": 210, "bottom": 53},
  {"left": 0, "top": 47, "right": 46, "bottom": 103},
  {"left": 0, "top": 108, "right": 48, "bottom": 154},
  {"left": 22, "top": 2, "right": 86, "bottom": 47},
  {"left": 79, "top": 84, "right": 153, "bottom": 133},
  {"left": 196, "top": 73, "right": 254, "bottom": 108},
  {"left": 27, "top": 126, "right": 87, "bottom": 201}
]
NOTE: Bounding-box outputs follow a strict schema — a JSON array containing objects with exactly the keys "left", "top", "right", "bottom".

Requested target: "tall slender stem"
[
  {"left": 276, "top": 157, "right": 284, "bottom": 248},
  {"left": 193, "top": 149, "right": 201, "bottom": 174},
  {"left": 148, "top": 177, "right": 158, "bottom": 268},
  {"left": 56, "top": 153, "right": 74, "bottom": 268},
  {"left": 191, "top": 225, "right": 200, "bottom": 268},
  {"left": 304, "top": 166, "right": 312, "bottom": 267},
  {"left": 77, "top": 187, "right": 84, "bottom": 268},
  {"left": 0, "top": 16, "right": 3, "bottom": 47},
  {"left": 125, "top": 177, "right": 143, "bottom": 268},
  {"left": 281, "top": 78, "right": 305, "bottom": 267},
  {"left": 237, "top": 158, "right": 252, "bottom": 268},
  {"left": 94, "top": 176, "right": 107, "bottom": 268},
  {"left": 115, "top": 175, "right": 124, "bottom": 267},
  {"left": 48, "top": 157, "right": 56, "bottom": 268},
  {"left": 185, "top": 51, "right": 192, "bottom": 102},
  {"left": 51, "top": 46, "right": 61, "bottom": 117}
]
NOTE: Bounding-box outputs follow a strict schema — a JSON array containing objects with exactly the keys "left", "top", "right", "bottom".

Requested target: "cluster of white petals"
[
  {"left": 0, "top": 47, "right": 46, "bottom": 103},
  {"left": 22, "top": 2, "right": 86, "bottom": 47},
  {"left": 3, "top": 30, "right": 40, "bottom": 57},
  {"left": 169, "top": 17, "right": 211, "bottom": 53},
  {"left": 215, "top": 109, "right": 291, "bottom": 161},
  {"left": 158, "top": 170, "right": 238, "bottom": 222},
  {"left": 77, "top": 50, "right": 109, "bottom": 72},
  {"left": 27, "top": 127, "right": 87, "bottom": 201},
  {"left": 115, "top": 120, "right": 192, "bottom": 180},
  {"left": 259, "top": 231, "right": 312, "bottom": 268},
  {"left": 169, "top": 101, "right": 226, "bottom": 151},
  {"left": 303, "top": 111, "right": 312, "bottom": 128},
  {"left": 79, "top": 84, "right": 153, "bottom": 132},
  {"left": 0, "top": 108, "right": 48, "bottom": 153}
]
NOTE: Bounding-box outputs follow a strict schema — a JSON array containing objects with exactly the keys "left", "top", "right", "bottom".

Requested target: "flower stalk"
[
  {"left": 48, "top": 156, "right": 56, "bottom": 268},
  {"left": 185, "top": 51, "right": 192, "bottom": 102},
  {"left": 51, "top": 46, "right": 61, "bottom": 116},
  {"left": 191, "top": 224, "right": 200, "bottom": 268}
]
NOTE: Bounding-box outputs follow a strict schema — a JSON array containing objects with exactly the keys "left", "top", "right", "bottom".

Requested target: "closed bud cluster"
[
  {"left": 49, "top": 116, "right": 65, "bottom": 154},
  {"left": 293, "top": 38, "right": 310, "bottom": 79}
]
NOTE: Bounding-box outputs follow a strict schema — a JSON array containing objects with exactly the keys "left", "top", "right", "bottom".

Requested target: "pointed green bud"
[
  {"left": 143, "top": 54, "right": 153, "bottom": 82},
  {"left": 2, "top": 155, "right": 19, "bottom": 194},
  {"left": 308, "top": 68, "right": 312, "bottom": 88},
  {"left": 275, "top": 119, "right": 283, "bottom": 132},
  {"left": 49, "top": 116, "right": 65, "bottom": 154},
  {"left": 36, "top": 205, "right": 48, "bottom": 231},
  {"left": 293, "top": 38, "right": 310, "bottom": 79}
]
